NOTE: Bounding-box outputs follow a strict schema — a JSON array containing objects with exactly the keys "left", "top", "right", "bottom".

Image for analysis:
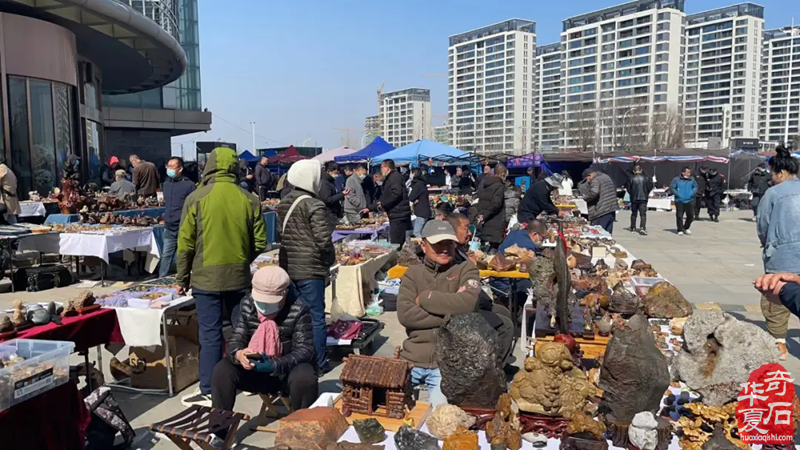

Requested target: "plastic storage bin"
[
  {"left": 631, "top": 276, "right": 666, "bottom": 297},
  {"left": 0, "top": 339, "right": 74, "bottom": 411}
]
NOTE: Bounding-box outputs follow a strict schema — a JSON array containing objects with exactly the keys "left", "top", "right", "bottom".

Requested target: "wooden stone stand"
[{"left": 535, "top": 332, "right": 610, "bottom": 361}]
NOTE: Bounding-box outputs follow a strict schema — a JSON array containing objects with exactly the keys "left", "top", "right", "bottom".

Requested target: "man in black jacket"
[
  {"left": 694, "top": 166, "right": 708, "bottom": 217},
  {"left": 409, "top": 168, "right": 432, "bottom": 237},
  {"left": 518, "top": 173, "right": 562, "bottom": 223},
  {"left": 318, "top": 161, "right": 349, "bottom": 233},
  {"left": 704, "top": 168, "right": 726, "bottom": 222},
  {"left": 160, "top": 157, "right": 196, "bottom": 277},
  {"left": 363, "top": 159, "right": 411, "bottom": 247},
  {"left": 625, "top": 164, "right": 653, "bottom": 235},
  {"left": 254, "top": 156, "right": 273, "bottom": 201},
  {"left": 748, "top": 162, "right": 772, "bottom": 221},
  {"left": 476, "top": 163, "right": 507, "bottom": 249},
  {"left": 212, "top": 266, "right": 317, "bottom": 436}
]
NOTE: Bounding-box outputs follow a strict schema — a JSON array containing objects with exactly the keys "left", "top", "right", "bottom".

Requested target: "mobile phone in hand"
[{"left": 245, "top": 352, "right": 263, "bottom": 362}]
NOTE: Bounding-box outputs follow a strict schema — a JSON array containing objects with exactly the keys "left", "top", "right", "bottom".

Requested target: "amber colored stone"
[{"left": 443, "top": 426, "right": 479, "bottom": 450}]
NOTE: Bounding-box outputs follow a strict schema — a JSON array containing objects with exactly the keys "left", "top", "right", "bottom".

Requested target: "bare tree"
[
  {"left": 649, "top": 106, "right": 685, "bottom": 151},
  {"left": 566, "top": 101, "right": 596, "bottom": 153}
]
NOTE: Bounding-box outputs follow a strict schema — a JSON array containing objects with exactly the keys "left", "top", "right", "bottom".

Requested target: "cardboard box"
[{"left": 129, "top": 323, "right": 199, "bottom": 393}]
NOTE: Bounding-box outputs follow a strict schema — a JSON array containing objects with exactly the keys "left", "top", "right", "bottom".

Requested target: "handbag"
[{"left": 282, "top": 194, "right": 312, "bottom": 234}]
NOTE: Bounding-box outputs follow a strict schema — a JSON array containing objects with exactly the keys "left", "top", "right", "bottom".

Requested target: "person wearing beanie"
[
  {"left": 102, "top": 156, "right": 121, "bottom": 187},
  {"left": 277, "top": 158, "right": 335, "bottom": 373},
  {"left": 211, "top": 266, "right": 317, "bottom": 428},
  {"left": 176, "top": 147, "right": 267, "bottom": 407}
]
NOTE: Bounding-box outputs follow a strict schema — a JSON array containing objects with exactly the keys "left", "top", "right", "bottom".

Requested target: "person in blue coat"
[{"left": 669, "top": 167, "right": 698, "bottom": 236}]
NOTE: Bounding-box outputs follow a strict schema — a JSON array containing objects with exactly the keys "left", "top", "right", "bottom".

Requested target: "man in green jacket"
[{"left": 176, "top": 147, "right": 267, "bottom": 406}]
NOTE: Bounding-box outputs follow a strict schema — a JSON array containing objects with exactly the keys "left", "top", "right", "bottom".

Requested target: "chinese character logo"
[{"left": 736, "top": 363, "right": 795, "bottom": 444}]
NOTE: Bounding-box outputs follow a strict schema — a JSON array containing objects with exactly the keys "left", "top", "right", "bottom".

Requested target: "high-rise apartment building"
[
  {"left": 533, "top": 43, "right": 563, "bottom": 152},
  {"left": 760, "top": 26, "right": 800, "bottom": 147},
  {"left": 684, "top": 3, "right": 764, "bottom": 148},
  {"left": 380, "top": 88, "right": 432, "bottom": 148},
  {"left": 448, "top": 19, "right": 537, "bottom": 154},
  {"left": 434, "top": 125, "right": 451, "bottom": 145},
  {"left": 364, "top": 115, "right": 379, "bottom": 136},
  {"left": 560, "top": 0, "right": 685, "bottom": 154}
]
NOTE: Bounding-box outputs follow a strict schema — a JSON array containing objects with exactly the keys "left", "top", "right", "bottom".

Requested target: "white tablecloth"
[
  {"left": 325, "top": 251, "right": 395, "bottom": 318},
  {"left": 107, "top": 295, "right": 195, "bottom": 347},
  {"left": 18, "top": 228, "right": 160, "bottom": 264},
  {"left": 18, "top": 201, "right": 48, "bottom": 217}
]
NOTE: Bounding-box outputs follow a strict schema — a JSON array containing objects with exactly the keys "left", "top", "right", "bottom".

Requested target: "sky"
[{"left": 172, "top": 0, "right": 800, "bottom": 155}]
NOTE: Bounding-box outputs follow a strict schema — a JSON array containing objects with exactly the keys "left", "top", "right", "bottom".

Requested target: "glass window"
[
  {"left": 85, "top": 120, "right": 102, "bottom": 185},
  {"left": 8, "top": 77, "right": 31, "bottom": 196},
  {"left": 29, "top": 80, "right": 56, "bottom": 195}
]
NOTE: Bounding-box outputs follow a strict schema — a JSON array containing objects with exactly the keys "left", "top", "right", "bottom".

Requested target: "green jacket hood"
[{"left": 203, "top": 147, "right": 239, "bottom": 184}]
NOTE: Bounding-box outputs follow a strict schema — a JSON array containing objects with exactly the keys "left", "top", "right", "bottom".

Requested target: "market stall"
[
  {"left": 334, "top": 137, "right": 395, "bottom": 164},
  {"left": 332, "top": 222, "right": 390, "bottom": 242}
]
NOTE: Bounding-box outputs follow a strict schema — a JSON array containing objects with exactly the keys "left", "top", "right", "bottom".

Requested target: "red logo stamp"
[{"left": 736, "top": 363, "right": 795, "bottom": 444}]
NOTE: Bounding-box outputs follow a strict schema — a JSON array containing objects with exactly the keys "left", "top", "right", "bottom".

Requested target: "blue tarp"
[
  {"left": 370, "top": 140, "right": 469, "bottom": 167},
  {"left": 239, "top": 150, "right": 259, "bottom": 162},
  {"left": 335, "top": 136, "right": 395, "bottom": 163}
]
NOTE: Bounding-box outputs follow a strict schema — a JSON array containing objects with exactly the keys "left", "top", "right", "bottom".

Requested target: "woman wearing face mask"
[
  {"left": 344, "top": 164, "right": 369, "bottom": 223},
  {"left": 211, "top": 266, "right": 318, "bottom": 420},
  {"left": 757, "top": 145, "right": 800, "bottom": 361}
]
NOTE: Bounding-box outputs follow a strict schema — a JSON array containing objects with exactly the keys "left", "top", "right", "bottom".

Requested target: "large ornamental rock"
[
  {"left": 673, "top": 311, "right": 779, "bottom": 406},
  {"left": 436, "top": 313, "right": 506, "bottom": 408},
  {"left": 642, "top": 282, "right": 693, "bottom": 318},
  {"left": 599, "top": 314, "right": 670, "bottom": 423},
  {"left": 276, "top": 407, "right": 349, "bottom": 450}
]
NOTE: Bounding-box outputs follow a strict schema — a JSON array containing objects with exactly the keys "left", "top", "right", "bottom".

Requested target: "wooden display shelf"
[
  {"left": 335, "top": 397, "right": 431, "bottom": 432},
  {"left": 535, "top": 332, "right": 611, "bottom": 360}
]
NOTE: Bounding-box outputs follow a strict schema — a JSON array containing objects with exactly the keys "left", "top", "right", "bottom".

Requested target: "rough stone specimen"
[
  {"left": 0, "top": 316, "right": 13, "bottom": 332},
  {"left": 267, "top": 446, "right": 292, "bottom": 450},
  {"left": 673, "top": 311, "right": 779, "bottom": 406},
  {"left": 394, "top": 425, "right": 439, "bottom": 450},
  {"left": 12, "top": 300, "right": 26, "bottom": 325},
  {"left": 426, "top": 404, "right": 476, "bottom": 439},
  {"left": 27, "top": 305, "right": 50, "bottom": 325},
  {"left": 276, "top": 407, "right": 349, "bottom": 450},
  {"left": 326, "top": 443, "right": 385, "bottom": 450},
  {"left": 599, "top": 313, "right": 670, "bottom": 423},
  {"left": 442, "top": 426, "right": 478, "bottom": 450},
  {"left": 352, "top": 418, "right": 386, "bottom": 445},
  {"left": 565, "top": 412, "right": 606, "bottom": 440},
  {"left": 701, "top": 426, "right": 739, "bottom": 450},
  {"left": 628, "top": 412, "right": 658, "bottom": 450},
  {"left": 436, "top": 313, "right": 505, "bottom": 408},
  {"left": 510, "top": 342, "right": 594, "bottom": 417},
  {"left": 485, "top": 394, "right": 522, "bottom": 450},
  {"left": 642, "top": 282, "right": 692, "bottom": 318}
]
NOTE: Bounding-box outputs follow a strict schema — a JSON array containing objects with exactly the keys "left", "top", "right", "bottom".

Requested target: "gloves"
[{"left": 252, "top": 354, "right": 274, "bottom": 373}]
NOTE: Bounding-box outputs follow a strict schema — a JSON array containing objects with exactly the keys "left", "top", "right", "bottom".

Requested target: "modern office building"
[
  {"left": 684, "top": 3, "right": 764, "bottom": 148},
  {"left": 533, "top": 42, "right": 563, "bottom": 152},
  {"left": 380, "top": 88, "right": 432, "bottom": 148},
  {"left": 560, "top": 0, "right": 685, "bottom": 153},
  {"left": 103, "top": 0, "right": 210, "bottom": 165},
  {"left": 433, "top": 125, "right": 451, "bottom": 145},
  {"left": 448, "top": 19, "right": 537, "bottom": 154},
  {"left": 0, "top": 0, "right": 188, "bottom": 198},
  {"left": 760, "top": 26, "right": 800, "bottom": 148}
]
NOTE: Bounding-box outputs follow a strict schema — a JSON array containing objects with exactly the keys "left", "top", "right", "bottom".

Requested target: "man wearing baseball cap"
[
  {"left": 397, "top": 220, "right": 482, "bottom": 406},
  {"left": 211, "top": 266, "right": 317, "bottom": 421}
]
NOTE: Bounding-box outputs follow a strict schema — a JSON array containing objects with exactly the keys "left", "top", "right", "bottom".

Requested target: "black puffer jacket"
[
  {"left": 705, "top": 172, "right": 725, "bottom": 197},
  {"left": 318, "top": 172, "right": 344, "bottom": 232},
  {"left": 227, "top": 292, "right": 315, "bottom": 375},
  {"left": 408, "top": 178, "right": 431, "bottom": 219},
  {"left": 477, "top": 175, "right": 506, "bottom": 244},
  {"left": 374, "top": 170, "right": 411, "bottom": 221},
  {"left": 748, "top": 169, "right": 772, "bottom": 196},
  {"left": 278, "top": 188, "right": 335, "bottom": 280}
]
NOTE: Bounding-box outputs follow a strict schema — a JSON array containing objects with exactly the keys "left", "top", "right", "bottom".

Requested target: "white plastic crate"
[{"left": 0, "top": 339, "right": 74, "bottom": 411}]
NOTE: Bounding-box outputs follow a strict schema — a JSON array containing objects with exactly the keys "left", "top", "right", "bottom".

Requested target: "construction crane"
[{"left": 376, "top": 81, "right": 385, "bottom": 132}]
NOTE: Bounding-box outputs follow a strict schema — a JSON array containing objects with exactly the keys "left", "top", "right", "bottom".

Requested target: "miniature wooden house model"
[{"left": 339, "top": 354, "right": 415, "bottom": 419}]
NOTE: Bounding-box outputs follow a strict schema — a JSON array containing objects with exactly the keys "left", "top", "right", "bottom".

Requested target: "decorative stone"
[
  {"left": 442, "top": 426, "right": 478, "bottom": 450},
  {"left": 510, "top": 342, "right": 594, "bottom": 416},
  {"left": 275, "top": 407, "right": 349, "bottom": 450},
  {"left": 394, "top": 425, "right": 439, "bottom": 450},
  {"left": 565, "top": 412, "right": 606, "bottom": 441},
  {"left": 436, "top": 313, "right": 505, "bottom": 408},
  {"left": 327, "top": 443, "right": 385, "bottom": 450},
  {"left": 701, "top": 425, "right": 739, "bottom": 450},
  {"left": 266, "top": 446, "right": 292, "bottom": 450},
  {"left": 352, "top": 418, "right": 386, "bottom": 445},
  {"left": 485, "top": 394, "right": 522, "bottom": 450},
  {"left": 0, "top": 316, "right": 13, "bottom": 332},
  {"left": 599, "top": 314, "right": 670, "bottom": 423},
  {"left": 642, "top": 282, "right": 692, "bottom": 318},
  {"left": 628, "top": 412, "right": 658, "bottom": 450},
  {"left": 12, "top": 300, "right": 26, "bottom": 325},
  {"left": 426, "top": 404, "right": 476, "bottom": 439},
  {"left": 522, "top": 432, "right": 548, "bottom": 447},
  {"left": 673, "top": 311, "right": 780, "bottom": 406},
  {"left": 27, "top": 305, "right": 50, "bottom": 325},
  {"left": 596, "top": 313, "right": 612, "bottom": 336}
]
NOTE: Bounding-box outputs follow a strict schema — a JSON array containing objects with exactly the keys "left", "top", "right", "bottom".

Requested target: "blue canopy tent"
[
  {"left": 370, "top": 140, "right": 469, "bottom": 167},
  {"left": 334, "top": 137, "right": 395, "bottom": 163},
  {"left": 239, "top": 150, "right": 260, "bottom": 163}
]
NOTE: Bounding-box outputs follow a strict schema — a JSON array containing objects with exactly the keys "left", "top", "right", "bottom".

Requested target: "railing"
[{"left": 114, "top": 0, "right": 180, "bottom": 40}]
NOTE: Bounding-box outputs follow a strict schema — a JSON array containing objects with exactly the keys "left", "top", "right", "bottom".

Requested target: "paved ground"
[{"left": 2, "top": 209, "right": 799, "bottom": 448}]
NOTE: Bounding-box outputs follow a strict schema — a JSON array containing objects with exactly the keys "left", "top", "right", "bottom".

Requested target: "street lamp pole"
[{"left": 249, "top": 121, "right": 256, "bottom": 153}]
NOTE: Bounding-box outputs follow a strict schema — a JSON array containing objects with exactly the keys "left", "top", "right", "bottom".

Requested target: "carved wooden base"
[
  {"left": 761, "top": 444, "right": 795, "bottom": 450},
  {"left": 606, "top": 417, "right": 630, "bottom": 449},
  {"left": 78, "top": 304, "right": 101, "bottom": 315},
  {"left": 461, "top": 407, "right": 496, "bottom": 431},
  {"left": 656, "top": 417, "right": 672, "bottom": 450},
  {"left": 559, "top": 436, "right": 609, "bottom": 450},
  {"left": 519, "top": 413, "right": 570, "bottom": 438}
]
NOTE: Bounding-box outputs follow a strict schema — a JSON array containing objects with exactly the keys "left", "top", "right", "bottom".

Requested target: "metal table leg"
[
  {"left": 162, "top": 311, "right": 174, "bottom": 397},
  {"left": 96, "top": 345, "right": 104, "bottom": 379},
  {"left": 84, "top": 351, "right": 93, "bottom": 392}
]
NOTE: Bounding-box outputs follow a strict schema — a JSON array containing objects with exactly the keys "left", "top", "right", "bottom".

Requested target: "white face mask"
[
  {"left": 376, "top": 180, "right": 383, "bottom": 186},
  {"left": 255, "top": 300, "right": 283, "bottom": 317},
  {"left": 358, "top": 173, "right": 366, "bottom": 180}
]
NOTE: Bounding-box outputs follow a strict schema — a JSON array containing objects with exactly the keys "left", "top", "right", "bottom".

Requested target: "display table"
[
  {"left": 44, "top": 206, "right": 165, "bottom": 225},
  {"left": 332, "top": 223, "right": 390, "bottom": 242},
  {"left": 325, "top": 251, "right": 395, "bottom": 317},
  {"left": 19, "top": 227, "right": 159, "bottom": 264},
  {"left": 18, "top": 201, "right": 54, "bottom": 218},
  {"left": 387, "top": 265, "right": 528, "bottom": 281},
  {"left": 0, "top": 381, "right": 90, "bottom": 450},
  {"left": 2, "top": 307, "right": 122, "bottom": 351},
  {"left": 647, "top": 197, "right": 673, "bottom": 211}
]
